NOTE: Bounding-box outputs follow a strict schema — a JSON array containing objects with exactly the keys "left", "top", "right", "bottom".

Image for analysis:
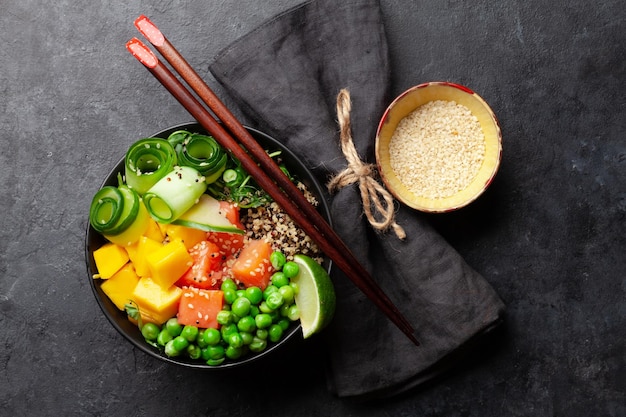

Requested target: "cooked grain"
[{"left": 242, "top": 182, "right": 322, "bottom": 263}]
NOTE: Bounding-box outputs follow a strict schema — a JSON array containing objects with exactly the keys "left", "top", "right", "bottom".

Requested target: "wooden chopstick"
[
  {"left": 132, "top": 15, "right": 417, "bottom": 336},
  {"left": 126, "top": 34, "right": 419, "bottom": 346}
]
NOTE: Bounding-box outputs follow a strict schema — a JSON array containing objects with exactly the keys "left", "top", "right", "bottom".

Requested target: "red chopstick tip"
[
  {"left": 134, "top": 15, "right": 165, "bottom": 47},
  {"left": 126, "top": 38, "right": 159, "bottom": 68}
]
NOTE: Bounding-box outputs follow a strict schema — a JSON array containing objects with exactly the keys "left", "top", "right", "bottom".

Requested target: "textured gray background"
[{"left": 1, "top": 0, "right": 624, "bottom": 416}]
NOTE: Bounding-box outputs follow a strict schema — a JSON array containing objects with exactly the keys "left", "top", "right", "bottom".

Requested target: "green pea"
[
  {"left": 236, "top": 289, "right": 246, "bottom": 299},
  {"left": 165, "top": 318, "right": 183, "bottom": 337},
  {"left": 278, "top": 285, "right": 295, "bottom": 305},
  {"left": 181, "top": 325, "right": 199, "bottom": 342},
  {"left": 290, "top": 281, "right": 299, "bottom": 295},
  {"left": 268, "top": 324, "right": 284, "bottom": 343},
  {"left": 282, "top": 261, "right": 299, "bottom": 278},
  {"left": 265, "top": 291, "right": 284, "bottom": 310},
  {"left": 277, "top": 318, "right": 290, "bottom": 331},
  {"left": 283, "top": 261, "right": 300, "bottom": 279},
  {"left": 270, "top": 251, "right": 286, "bottom": 270},
  {"left": 245, "top": 286, "right": 263, "bottom": 305},
  {"left": 201, "top": 347, "right": 211, "bottom": 361},
  {"left": 164, "top": 340, "right": 180, "bottom": 357},
  {"left": 271, "top": 271, "right": 289, "bottom": 288},
  {"left": 204, "top": 344, "right": 225, "bottom": 361},
  {"left": 207, "top": 358, "right": 225, "bottom": 366},
  {"left": 256, "top": 328, "right": 268, "bottom": 340},
  {"left": 249, "top": 336, "right": 267, "bottom": 353},
  {"left": 227, "top": 332, "right": 244, "bottom": 348},
  {"left": 255, "top": 313, "right": 273, "bottom": 329},
  {"left": 262, "top": 285, "right": 278, "bottom": 300},
  {"left": 141, "top": 323, "right": 160, "bottom": 341},
  {"left": 287, "top": 304, "right": 300, "bottom": 321},
  {"left": 172, "top": 335, "right": 189, "bottom": 352},
  {"left": 203, "top": 328, "right": 221, "bottom": 346},
  {"left": 196, "top": 330, "right": 208, "bottom": 349},
  {"left": 225, "top": 345, "right": 243, "bottom": 360},
  {"left": 231, "top": 297, "right": 251, "bottom": 317},
  {"left": 249, "top": 305, "right": 260, "bottom": 317},
  {"left": 157, "top": 328, "right": 173, "bottom": 347},
  {"left": 221, "top": 278, "right": 238, "bottom": 292},
  {"left": 217, "top": 310, "right": 233, "bottom": 325},
  {"left": 221, "top": 323, "right": 238, "bottom": 338},
  {"left": 240, "top": 331, "right": 254, "bottom": 345},
  {"left": 187, "top": 344, "right": 202, "bottom": 360},
  {"left": 259, "top": 301, "right": 273, "bottom": 314},
  {"left": 237, "top": 315, "right": 256, "bottom": 333},
  {"left": 223, "top": 288, "right": 237, "bottom": 305}
]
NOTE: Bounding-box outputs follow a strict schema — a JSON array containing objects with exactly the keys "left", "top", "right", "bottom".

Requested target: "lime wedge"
[{"left": 292, "top": 254, "right": 336, "bottom": 338}]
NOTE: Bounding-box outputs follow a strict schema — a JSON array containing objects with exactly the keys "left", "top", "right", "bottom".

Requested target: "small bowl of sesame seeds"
[{"left": 375, "top": 81, "right": 502, "bottom": 213}]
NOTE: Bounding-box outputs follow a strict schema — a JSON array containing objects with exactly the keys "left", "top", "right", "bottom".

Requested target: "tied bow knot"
[{"left": 328, "top": 89, "right": 406, "bottom": 240}]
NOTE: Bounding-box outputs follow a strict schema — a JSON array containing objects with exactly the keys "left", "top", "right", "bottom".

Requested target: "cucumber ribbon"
[
  {"left": 142, "top": 165, "right": 208, "bottom": 224},
  {"left": 125, "top": 138, "right": 177, "bottom": 195},
  {"left": 89, "top": 184, "right": 150, "bottom": 246},
  {"left": 167, "top": 130, "right": 227, "bottom": 184}
]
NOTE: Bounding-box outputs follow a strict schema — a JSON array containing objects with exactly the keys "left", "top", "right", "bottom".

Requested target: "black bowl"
[{"left": 85, "top": 122, "right": 332, "bottom": 369}]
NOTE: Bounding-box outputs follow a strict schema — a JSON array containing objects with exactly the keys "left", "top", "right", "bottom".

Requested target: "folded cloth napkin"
[{"left": 210, "top": 0, "right": 505, "bottom": 399}]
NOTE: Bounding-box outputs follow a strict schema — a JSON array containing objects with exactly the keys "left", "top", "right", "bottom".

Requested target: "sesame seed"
[{"left": 388, "top": 100, "right": 485, "bottom": 199}]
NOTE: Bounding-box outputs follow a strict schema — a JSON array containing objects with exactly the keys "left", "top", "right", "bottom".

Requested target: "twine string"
[{"left": 328, "top": 89, "right": 406, "bottom": 240}]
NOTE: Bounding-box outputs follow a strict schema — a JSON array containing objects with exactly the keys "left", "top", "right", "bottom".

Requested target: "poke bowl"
[{"left": 85, "top": 122, "right": 332, "bottom": 369}]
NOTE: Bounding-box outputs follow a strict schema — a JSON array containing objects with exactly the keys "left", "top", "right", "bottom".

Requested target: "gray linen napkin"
[{"left": 209, "top": 0, "right": 505, "bottom": 399}]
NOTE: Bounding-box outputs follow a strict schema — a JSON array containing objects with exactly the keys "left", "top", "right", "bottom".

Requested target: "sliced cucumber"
[
  {"left": 143, "top": 166, "right": 207, "bottom": 224},
  {"left": 173, "top": 194, "right": 244, "bottom": 234}
]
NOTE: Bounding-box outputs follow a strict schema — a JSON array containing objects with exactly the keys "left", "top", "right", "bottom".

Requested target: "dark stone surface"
[{"left": 0, "top": 0, "right": 623, "bottom": 416}]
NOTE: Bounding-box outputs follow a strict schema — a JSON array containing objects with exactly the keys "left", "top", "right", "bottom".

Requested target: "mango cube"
[
  {"left": 127, "top": 236, "right": 164, "bottom": 278},
  {"left": 100, "top": 263, "right": 140, "bottom": 310},
  {"left": 134, "top": 308, "right": 171, "bottom": 326},
  {"left": 164, "top": 224, "right": 206, "bottom": 249},
  {"left": 93, "top": 242, "right": 129, "bottom": 279},
  {"left": 146, "top": 239, "right": 193, "bottom": 288},
  {"left": 132, "top": 276, "right": 182, "bottom": 324},
  {"left": 124, "top": 243, "right": 139, "bottom": 267},
  {"left": 144, "top": 217, "right": 165, "bottom": 242}
]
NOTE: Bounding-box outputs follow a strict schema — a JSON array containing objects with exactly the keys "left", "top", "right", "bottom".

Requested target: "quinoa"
[
  {"left": 241, "top": 181, "right": 323, "bottom": 263},
  {"left": 388, "top": 100, "right": 485, "bottom": 199}
]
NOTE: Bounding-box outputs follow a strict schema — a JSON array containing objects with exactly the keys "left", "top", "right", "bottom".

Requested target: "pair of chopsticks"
[{"left": 126, "top": 15, "right": 419, "bottom": 346}]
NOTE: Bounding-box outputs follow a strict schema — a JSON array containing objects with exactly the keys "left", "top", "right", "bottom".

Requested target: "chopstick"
[{"left": 126, "top": 26, "right": 419, "bottom": 346}]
